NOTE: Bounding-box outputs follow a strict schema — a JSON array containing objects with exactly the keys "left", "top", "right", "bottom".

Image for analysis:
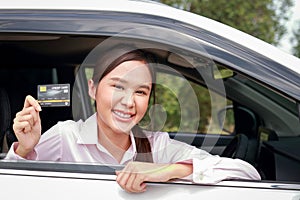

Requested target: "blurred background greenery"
[{"left": 157, "top": 0, "right": 300, "bottom": 57}]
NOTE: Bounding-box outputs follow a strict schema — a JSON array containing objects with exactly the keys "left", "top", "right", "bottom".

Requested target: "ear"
[{"left": 88, "top": 79, "right": 97, "bottom": 100}]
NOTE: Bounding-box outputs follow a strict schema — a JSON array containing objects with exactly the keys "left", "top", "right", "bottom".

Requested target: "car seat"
[
  {"left": 0, "top": 88, "right": 11, "bottom": 157},
  {"left": 221, "top": 133, "right": 260, "bottom": 167},
  {"left": 222, "top": 105, "right": 261, "bottom": 165}
]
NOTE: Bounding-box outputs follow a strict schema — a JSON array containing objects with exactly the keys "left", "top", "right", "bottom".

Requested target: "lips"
[{"left": 112, "top": 110, "right": 135, "bottom": 120}]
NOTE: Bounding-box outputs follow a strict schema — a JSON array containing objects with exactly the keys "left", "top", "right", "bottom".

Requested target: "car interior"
[{"left": 0, "top": 33, "right": 299, "bottom": 184}]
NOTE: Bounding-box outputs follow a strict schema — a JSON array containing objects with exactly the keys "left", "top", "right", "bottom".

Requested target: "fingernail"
[{"left": 36, "top": 105, "right": 42, "bottom": 111}]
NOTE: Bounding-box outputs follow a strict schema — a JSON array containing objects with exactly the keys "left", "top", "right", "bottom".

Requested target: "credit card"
[{"left": 37, "top": 84, "right": 70, "bottom": 107}]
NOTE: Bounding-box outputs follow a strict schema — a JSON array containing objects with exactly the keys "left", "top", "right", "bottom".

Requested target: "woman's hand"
[
  {"left": 115, "top": 161, "right": 192, "bottom": 193},
  {"left": 13, "top": 95, "right": 42, "bottom": 158}
]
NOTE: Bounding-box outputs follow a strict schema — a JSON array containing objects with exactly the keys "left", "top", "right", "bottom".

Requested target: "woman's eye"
[
  {"left": 113, "top": 84, "right": 124, "bottom": 90},
  {"left": 136, "top": 90, "right": 147, "bottom": 95}
]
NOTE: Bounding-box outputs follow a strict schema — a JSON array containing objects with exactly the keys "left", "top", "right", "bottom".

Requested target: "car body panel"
[{"left": 0, "top": 168, "right": 299, "bottom": 200}]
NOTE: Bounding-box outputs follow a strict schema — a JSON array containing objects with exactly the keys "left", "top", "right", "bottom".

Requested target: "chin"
[
  {"left": 112, "top": 125, "right": 134, "bottom": 135},
  {"left": 111, "top": 118, "right": 139, "bottom": 133}
]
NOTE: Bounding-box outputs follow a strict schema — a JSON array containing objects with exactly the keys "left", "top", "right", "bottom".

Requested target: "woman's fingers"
[
  {"left": 23, "top": 106, "right": 39, "bottom": 124},
  {"left": 130, "top": 174, "right": 147, "bottom": 192},
  {"left": 116, "top": 162, "right": 149, "bottom": 193},
  {"left": 13, "top": 121, "right": 32, "bottom": 134},
  {"left": 123, "top": 172, "right": 136, "bottom": 192},
  {"left": 116, "top": 170, "right": 147, "bottom": 193},
  {"left": 116, "top": 170, "right": 130, "bottom": 189},
  {"left": 14, "top": 107, "right": 40, "bottom": 133},
  {"left": 115, "top": 162, "right": 187, "bottom": 193},
  {"left": 12, "top": 96, "right": 42, "bottom": 158},
  {"left": 24, "top": 95, "right": 42, "bottom": 112}
]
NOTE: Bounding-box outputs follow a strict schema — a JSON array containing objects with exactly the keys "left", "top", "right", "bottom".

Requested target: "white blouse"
[{"left": 6, "top": 113, "right": 261, "bottom": 184}]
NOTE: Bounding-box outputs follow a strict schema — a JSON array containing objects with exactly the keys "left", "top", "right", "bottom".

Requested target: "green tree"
[
  {"left": 160, "top": 0, "right": 293, "bottom": 45},
  {"left": 291, "top": 21, "right": 300, "bottom": 57}
]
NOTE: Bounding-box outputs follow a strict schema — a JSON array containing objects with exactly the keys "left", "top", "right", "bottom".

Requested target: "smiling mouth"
[{"left": 113, "top": 110, "right": 133, "bottom": 119}]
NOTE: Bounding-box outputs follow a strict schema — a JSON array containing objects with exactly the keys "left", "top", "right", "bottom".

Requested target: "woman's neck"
[{"left": 97, "top": 125, "right": 131, "bottom": 163}]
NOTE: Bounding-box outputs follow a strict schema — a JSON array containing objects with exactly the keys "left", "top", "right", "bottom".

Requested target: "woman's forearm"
[{"left": 167, "top": 163, "right": 193, "bottom": 180}]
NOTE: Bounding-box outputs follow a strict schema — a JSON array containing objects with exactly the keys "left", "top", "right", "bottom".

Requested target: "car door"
[{"left": 0, "top": 3, "right": 300, "bottom": 199}]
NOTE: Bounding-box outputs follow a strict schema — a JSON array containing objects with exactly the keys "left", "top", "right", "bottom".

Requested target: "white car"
[{"left": 0, "top": 0, "right": 300, "bottom": 199}]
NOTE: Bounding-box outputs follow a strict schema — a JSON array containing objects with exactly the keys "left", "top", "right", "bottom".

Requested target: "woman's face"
[{"left": 88, "top": 60, "right": 152, "bottom": 135}]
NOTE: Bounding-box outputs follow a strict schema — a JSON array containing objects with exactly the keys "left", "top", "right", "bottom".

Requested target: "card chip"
[{"left": 40, "top": 86, "right": 47, "bottom": 92}]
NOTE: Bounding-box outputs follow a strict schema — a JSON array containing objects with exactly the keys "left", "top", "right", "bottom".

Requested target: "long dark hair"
[{"left": 92, "top": 45, "right": 155, "bottom": 162}]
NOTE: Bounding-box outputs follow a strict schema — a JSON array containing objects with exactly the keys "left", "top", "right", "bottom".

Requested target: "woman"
[{"left": 6, "top": 45, "right": 260, "bottom": 193}]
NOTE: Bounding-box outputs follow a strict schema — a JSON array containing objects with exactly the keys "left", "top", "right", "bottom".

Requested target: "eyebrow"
[
  {"left": 110, "top": 77, "right": 127, "bottom": 83},
  {"left": 110, "top": 77, "right": 151, "bottom": 90}
]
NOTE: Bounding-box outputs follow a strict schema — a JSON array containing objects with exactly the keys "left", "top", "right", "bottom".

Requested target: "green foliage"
[
  {"left": 291, "top": 21, "right": 300, "bottom": 58},
  {"left": 160, "top": 0, "right": 293, "bottom": 45},
  {"left": 139, "top": 72, "right": 234, "bottom": 134}
]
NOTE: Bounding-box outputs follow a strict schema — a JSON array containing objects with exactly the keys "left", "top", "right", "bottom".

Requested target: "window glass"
[{"left": 138, "top": 72, "right": 234, "bottom": 135}]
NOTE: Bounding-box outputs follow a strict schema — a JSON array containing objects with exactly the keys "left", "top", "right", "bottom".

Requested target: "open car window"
[{"left": 0, "top": 9, "right": 300, "bottom": 194}]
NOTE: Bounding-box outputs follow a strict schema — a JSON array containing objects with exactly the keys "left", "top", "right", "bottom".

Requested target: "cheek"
[
  {"left": 95, "top": 89, "right": 125, "bottom": 112},
  {"left": 95, "top": 87, "right": 113, "bottom": 109},
  {"left": 136, "top": 97, "right": 150, "bottom": 114}
]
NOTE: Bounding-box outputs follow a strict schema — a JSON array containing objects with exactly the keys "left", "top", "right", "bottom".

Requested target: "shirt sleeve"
[
  {"left": 5, "top": 123, "right": 63, "bottom": 161},
  {"left": 150, "top": 131, "right": 261, "bottom": 184},
  {"left": 192, "top": 151, "right": 261, "bottom": 184},
  {"left": 5, "top": 142, "right": 37, "bottom": 160}
]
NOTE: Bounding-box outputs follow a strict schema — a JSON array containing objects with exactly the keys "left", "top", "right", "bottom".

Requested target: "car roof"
[{"left": 1, "top": 0, "right": 300, "bottom": 76}]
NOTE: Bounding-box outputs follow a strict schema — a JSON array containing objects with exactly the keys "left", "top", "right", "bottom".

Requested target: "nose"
[{"left": 121, "top": 91, "right": 134, "bottom": 108}]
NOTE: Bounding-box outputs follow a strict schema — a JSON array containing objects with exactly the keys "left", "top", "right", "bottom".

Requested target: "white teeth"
[{"left": 113, "top": 111, "right": 131, "bottom": 119}]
